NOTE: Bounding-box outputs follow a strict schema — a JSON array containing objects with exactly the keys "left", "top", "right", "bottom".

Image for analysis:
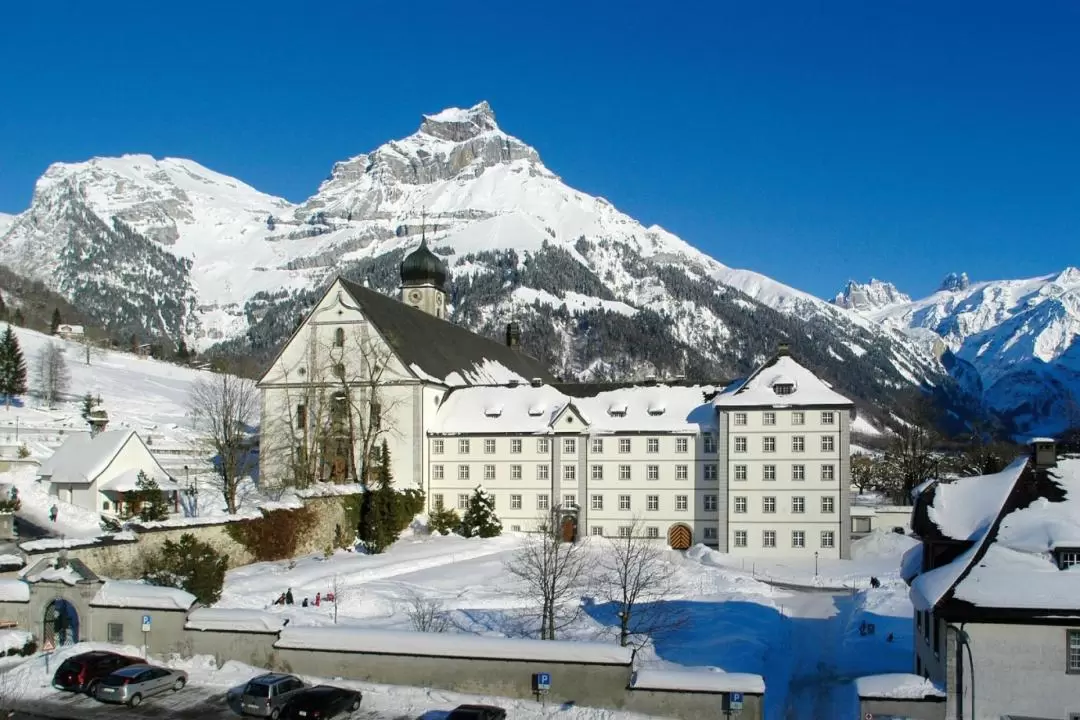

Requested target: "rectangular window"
[
  {"left": 484, "top": 439, "right": 496, "bottom": 454},
  {"left": 792, "top": 464, "right": 805, "bottom": 481},
  {"left": 563, "top": 494, "right": 576, "bottom": 508},
  {"left": 763, "top": 530, "right": 776, "bottom": 548},
  {"left": 510, "top": 494, "right": 522, "bottom": 510},
  {"left": 734, "top": 437, "right": 747, "bottom": 453},
  {"left": 1059, "top": 551, "right": 1080, "bottom": 569},
  {"left": 647, "top": 495, "right": 659, "bottom": 511},
  {"left": 821, "top": 411, "right": 836, "bottom": 425},
  {"left": 792, "top": 411, "right": 805, "bottom": 425},
  {"left": 821, "top": 464, "right": 836, "bottom": 481},
  {"left": 510, "top": 525, "right": 521, "bottom": 532},
  {"left": 296, "top": 404, "right": 307, "bottom": 430},
  {"left": 647, "top": 527, "right": 660, "bottom": 539},
  {"left": 489, "top": 494, "right": 496, "bottom": 510},
  {"left": 792, "top": 436, "right": 805, "bottom": 453},
  {"left": 619, "top": 465, "right": 631, "bottom": 481},
  {"left": 676, "top": 437, "right": 689, "bottom": 453},
  {"left": 821, "top": 531, "right": 835, "bottom": 548},
  {"left": 763, "top": 497, "right": 776, "bottom": 513},
  {"left": 619, "top": 438, "right": 632, "bottom": 454},
  {"left": 592, "top": 438, "right": 604, "bottom": 454},
  {"left": 591, "top": 494, "right": 604, "bottom": 510},
  {"left": 108, "top": 623, "right": 124, "bottom": 644},
  {"left": 563, "top": 437, "right": 577, "bottom": 454},
  {"left": 591, "top": 465, "right": 604, "bottom": 481},
  {"left": 763, "top": 436, "right": 776, "bottom": 453},
  {"left": 484, "top": 464, "right": 496, "bottom": 481},
  {"left": 538, "top": 438, "right": 550, "bottom": 453},
  {"left": 511, "top": 439, "right": 522, "bottom": 454},
  {"left": 705, "top": 464, "right": 718, "bottom": 480},
  {"left": 763, "top": 411, "right": 776, "bottom": 426},
  {"left": 792, "top": 496, "right": 805, "bottom": 513},
  {"left": 734, "top": 465, "right": 748, "bottom": 481},
  {"left": 763, "top": 465, "right": 776, "bottom": 481},
  {"left": 459, "top": 439, "right": 470, "bottom": 454},
  {"left": 537, "top": 465, "right": 550, "bottom": 481},
  {"left": 591, "top": 526, "right": 604, "bottom": 536},
  {"left": 704, "top": 527, "right": 718, "bottom": 540},
  {"left": 458, "top": 494, "right": 470, "bottom": 510},
  {"left": 676, "top": 464, "right": 688, "bottom": 480},
  {"left": 458, "top": 465, "right": 470, "bottom": 481},
  {"left": 433, "top": 493, "right": 445, "bottom": 510},
  {"left": 618, "top": 526, "right": 632, "bottom": 538},
  {"left": 733, "top": 530, "right": 747, "bottom": 547},
  {"left": 647, "top": 465, "right": 659, "bottom": 481},
  {"left": 433, "top": 439, "right": 444, "bottom": 455},
  {"left": 1068, "top": 630, "right": 1080, "bottom": 673},
  {"left": 704, "top": 433, "right": 717, "bottom": 453},
  {"left": 647, "top": 438, "right": 660, "bottom": 454},
  {"left": 734, "top": 412, "right": 747, "bottom": 426},
  {"left": 821, "top": 436, "right": 835, "bottom": 452},
  {"left": 511, "top": 464, "right": 522, "bottom": 480},
  {"left": 792, "top": 531, "right": 805, "bottom": 548},
  {"left": 563, "top": 464, "right": 576, "bottom": 481},
  {"left": 675, "top": 495, "right": 689, "bottom": 511},
  {"left": 432, "top": 465, "right": 444, "bottom": 480},
  {"left": 537, "top": 494, "right": 550, "bottom": 510},
  {"left": 619, "top": 495, "right": 631, "bottom": 511},
  {"left": 704, "top": 495, "right": 718, "bottom": 511},
  {"left": 821, "top": 496, "right": 835, "bottom": 513},
  {"left": 734, "top": 496, "right": 748, "bottom": 513}
]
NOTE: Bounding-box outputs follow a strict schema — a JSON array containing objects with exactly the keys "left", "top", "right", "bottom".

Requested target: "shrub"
[
  {"left": 428, "top": 507, "right": 461, "bottom": 536},
  {"left": 226, "top": 506, "right": 317, "bottom": 562},
  {"left": 0, "top": 487, "right": 20, "bottom": 512},
  {"left": 99, "top": 515, "right": 122, "bottom": 532},
  {"left": 143, "top": 533, "right": 228, "bottom": 605},
  {"left": 460, "top": 486, "right": 502, "bottom": 539},
  {"left": 135, "top": 471, "right": 170, "bottom": 522},
  {"left": 16, "top": 445, "right": 29, "bottom": 459}
]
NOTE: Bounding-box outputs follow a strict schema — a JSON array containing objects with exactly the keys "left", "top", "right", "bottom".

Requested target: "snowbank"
[
  {"left": 0, "top": 629, "right": 32, "bottom": 653},
  {"left": 631, "top": 668, "right": 765, "bottom": 694},
  {"left": 275, "top": 626, "right": 633, "bottom": 665},
  {"left": 186, "top": 608, "right": 285, "bottom": 633},
  {"left": 0, "top": 554, "right": 25, "bottom": 568},
  {"left": 850, "top": 529, "right": 918, "bottom": 561},
  {"left": 91, "top": 580, "right": 196, "bottom": 611},
  {"left": 0, "top": 579, "right": 29, "bottom": 602},
  {"left": 19, "top": 531, "right": 137, "bottom": 552},
  {"left": 855, "top": 673, "right": 945, "bottom": 699}
]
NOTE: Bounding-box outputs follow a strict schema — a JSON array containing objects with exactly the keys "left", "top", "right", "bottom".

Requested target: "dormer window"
[
  {"left": 608, "top": 403, "right": 628, "bottom": 417},
  {"left": 1056, "top": 548, "right": 1080, "bottom": 569},
  {"left": 773, "top": 383, "right": 794, "bottom": 396},
  {"left": 528, "top": 403, "right": 546, "bottom": 417}
]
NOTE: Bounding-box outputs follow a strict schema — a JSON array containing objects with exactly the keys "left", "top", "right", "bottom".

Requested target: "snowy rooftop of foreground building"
[
  {"left": 631, "top": 668, "right": 766, "bottom": 694},
  {"left": 186, "top": 607, "right": 285, "bottom": 633},
  {"left": 909, "top": 453, "right": 1080, "bottom": 615},
  {"left": 430, "top": 382, "right": 721, "bottom": 435},
  {"left": 855, "top": 673, "right": 945, "bottom": 699},
  {"left": 713, "top": 354, "right": 852, "bottom": 408},
  {"left": 90, "top": 580, "right": 196, "bottom": 611}
]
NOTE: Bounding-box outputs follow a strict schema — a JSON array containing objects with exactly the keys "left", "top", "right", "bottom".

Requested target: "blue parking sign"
[
  {"left": 728, "top": 691, "right": 744, "bottom": 710},
  {"left": 535, "top": 672, "right": 551, "bottom": 691}
]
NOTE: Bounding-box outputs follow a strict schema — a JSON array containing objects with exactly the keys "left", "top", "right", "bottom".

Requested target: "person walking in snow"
[
  {"left": 315, "top": 592, "right": 321, "bottom": 607},
  {"left": 49, "top": 505, "right": 58, "bottom": 523},
  {"left": 285, "top": 588, "right": 294, "bottom": 605}
]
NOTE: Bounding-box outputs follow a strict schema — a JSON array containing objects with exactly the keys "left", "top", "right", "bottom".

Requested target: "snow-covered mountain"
[
  {"left": 832, "top": 279, "right": 911, "bottom": 312},
  {"left": 0, "top": 102, "right": 949, "bottom": 427},
  {"left": 0, "top": 212, "right": 14, "bottom": 237},
  {"left": 840, "top": 270, "right": 1080, "bottom": 435}
]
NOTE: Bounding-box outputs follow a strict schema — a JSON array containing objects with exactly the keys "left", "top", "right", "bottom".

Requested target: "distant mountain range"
[{"left": 0, "top": 101, "right": 1074, "bottom": 437}]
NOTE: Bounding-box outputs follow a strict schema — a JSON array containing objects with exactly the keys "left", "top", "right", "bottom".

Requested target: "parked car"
[
  {"left": 281, "top": 685, "right": 362, "bottom": 718},
  {"left": 51, "top": 651, "right": 144, "bottom": 695},
  {"left": 446, "top": 704, "right": 507, "bottom": 720},
  {"left": 94, "top": 663, "right": 188, "bottom": 707},
  {"left": 240, "top": 673, "right": 306, "bottom": 719}
]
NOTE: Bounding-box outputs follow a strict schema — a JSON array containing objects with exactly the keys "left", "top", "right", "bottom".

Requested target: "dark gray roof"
[{"left": 338, "top": 278, "right": 555, "bottom": 386}]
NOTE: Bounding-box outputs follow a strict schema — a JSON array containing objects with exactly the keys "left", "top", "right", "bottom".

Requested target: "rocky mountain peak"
[
  {"left": 939, "top": 271, "right": 971, "bottom": 293},
  {"left": 419, "top": 101, "right": 499, "bottom": 141},
  {"left": 832, "top": 278, "right": 910, "bottom": 311}
]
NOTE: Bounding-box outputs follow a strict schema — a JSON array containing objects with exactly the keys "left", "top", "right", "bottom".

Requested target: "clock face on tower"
[
  {"left": 436, "top": 294, "right": 443, "bottom": 306},
  {"left": 409, "top": 291, "right": 422, "bottom": 303}
]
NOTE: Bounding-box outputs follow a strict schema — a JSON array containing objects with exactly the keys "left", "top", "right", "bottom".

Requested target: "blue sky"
[{"left": 1, "top": 1, "right": 1077, "bottom": 299}]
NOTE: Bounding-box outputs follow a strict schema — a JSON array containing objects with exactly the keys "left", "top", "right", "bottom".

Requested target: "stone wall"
[
  {"left": 860, "top": 697, "right": 945, "bottom": 720},
  {"left": 625, "top": 689, "right": 764, "bottom": 720}
]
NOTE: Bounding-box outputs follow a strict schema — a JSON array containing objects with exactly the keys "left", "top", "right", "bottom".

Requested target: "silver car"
[
  {"left": 94, "top": 663, "right": 188, "bottom": 707},
  {"left": 239, "top": 673, "right": 306, "bottom": 719}
]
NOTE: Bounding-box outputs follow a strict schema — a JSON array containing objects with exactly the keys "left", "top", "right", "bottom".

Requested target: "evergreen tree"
[
  {"left": 358, "top": 441, "right": 403, "bottom": 553},
  {"left": 176, "top": 339, "right": 190, "bottom": 362},
  {"left": 143, "top": 533, "right": 228, "bottom": 605},
  {"left": 0, "top": 294, "right": 6, "bottom": 320},
  {"left": 135, "top": 471, "right": 170, "bottom": 521},
  {"left": 460, "top": 485, "right": 502, "bottom": 538},
  {"left": 80, "top": 392, "right": 96, "bottom": 421},
  {"left": 49, "top": 308, "right": 61, "bottom": 335},
  {"left": 11, "top": 310, "right": 23, "bottom": 327},
  {"left": 0, "top": 326, "right": 28, "bottom": 408}
]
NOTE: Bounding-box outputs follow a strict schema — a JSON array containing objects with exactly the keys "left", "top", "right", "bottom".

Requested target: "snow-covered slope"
[
  {"left": 0, "top": 212, "right": 13, "bottom": 238},
  {"left": 840, "top": 270, "right": 1080, "bottom": 435}
]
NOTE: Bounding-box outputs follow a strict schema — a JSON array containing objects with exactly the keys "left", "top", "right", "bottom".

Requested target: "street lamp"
[
  {"left": 183, "top": 465, "right": 199, "bottom": 517},
  {"left": 814, "top": 551, "right": 819, "bottom": 579}
]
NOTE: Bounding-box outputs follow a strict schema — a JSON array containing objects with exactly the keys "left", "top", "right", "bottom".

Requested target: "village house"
[{"left": 904, "top": 439, "right": 1080, "bottom": 720}]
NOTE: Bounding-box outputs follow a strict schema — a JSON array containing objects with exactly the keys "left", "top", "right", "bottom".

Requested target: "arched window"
[{"left": 334, "top": 328, "right": 345, "bottom": 347}]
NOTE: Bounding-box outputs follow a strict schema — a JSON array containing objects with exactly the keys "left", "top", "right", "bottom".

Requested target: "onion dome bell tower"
[{"left": 399, "top": 237, "right": 449, "bottom": 319}]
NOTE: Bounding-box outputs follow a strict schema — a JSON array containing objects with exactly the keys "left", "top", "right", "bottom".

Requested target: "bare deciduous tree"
[
  {"left": 597, "top": 517, "right": 687, "bottom": 647},
  {"left": 405, "top": 589, "right": 450, "bottom": 633},
  {"left": 504, "top": 514, "right": 590, "bottom": 640},
  {"left": 331, "top": 574, "right": 346, "bottom": 624},
  {"left": 35, "top": 341, "right": 70, "bottom": 409},
  {"left": 189, "top": 373, "right": 258, "bottom": 514}
]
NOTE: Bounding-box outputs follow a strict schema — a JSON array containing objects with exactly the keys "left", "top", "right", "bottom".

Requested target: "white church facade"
[{"left": 257, "top": 240, "right": 853, "bottom": 558}]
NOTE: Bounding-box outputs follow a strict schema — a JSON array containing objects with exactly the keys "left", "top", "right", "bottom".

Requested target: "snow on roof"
[
  {"left": 1029, "top": 437, "right": 1056, "bottom": 443},
  {"left": 274, "top": 626, "right": 633, "bottom": 665},
  {"left": 714, "top": 355, "right": 851, "bottom": 408},
  {"left": 98, "top": 467, "right": 180, "bottom": 493},
  {"left": 294, "top": 483, "right": 364, "bottom": 499},
  {"left": 925, "top": 459, "right": 1027, "bottom": 542},
  {"left": 429, "top": 384, "right": 718, "bottom": 435},
  {"left": 0, "top": 554, "right": 25, "bottom": 568},
  {"left": 855, "top": 673, "right": 944, "bottom": 699},
  {"left": 631, "top": 668, "right": 765, "bottom": 694},
  {"left": 186, "top": 607, "right": 285, "bottom": 633},
  {"left": 91, "top": 580, "right": 196, "bottom": 611},
  {"left": 37, "top": 430, "right": 136, "bottom": 484},
  {"left": 0, "top": 579, "right": 29, "bottom": 602},
  {"left": 20, "top": 531, "right": 137, "bottom": 552}
]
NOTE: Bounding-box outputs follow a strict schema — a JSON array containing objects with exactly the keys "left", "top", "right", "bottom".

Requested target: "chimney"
[
  {"left": 777, "top": 343, "right": 791, "bottom": 356},
  {"left": 506, "top": 322, "right": 521, "bottom": 349},
  {"left": 1030, "top": 438, "right": 1057, "bottom": 470},
  {"left": 644, "top": 374, "right": 657, "bottom": 386},
  {"left": 88, "top": 409, "right": 109, "bottom": 438},
  {"left": 530, "top": 377, "right": 543, "bottom": 387}
]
